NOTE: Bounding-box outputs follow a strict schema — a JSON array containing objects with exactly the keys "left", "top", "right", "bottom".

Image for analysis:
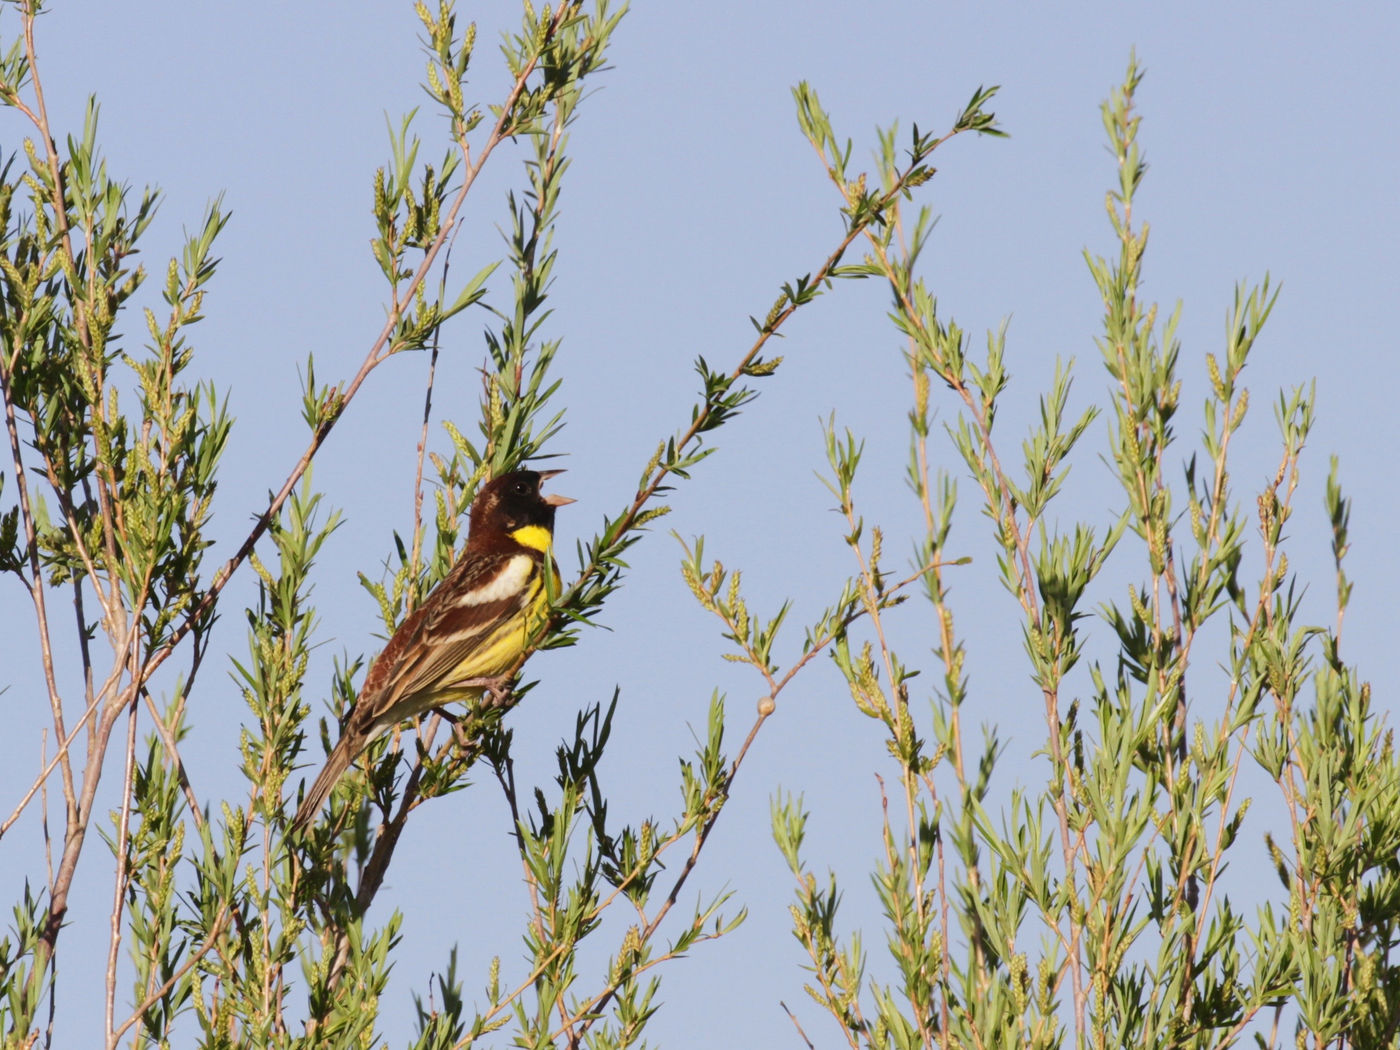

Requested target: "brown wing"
[{"left": 349, "top": 547, "right": 542, "bottom": 738}]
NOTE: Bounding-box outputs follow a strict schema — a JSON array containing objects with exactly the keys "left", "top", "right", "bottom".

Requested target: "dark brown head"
[{"left": 467, "top": 469, "right": 573, "bottom": 552}]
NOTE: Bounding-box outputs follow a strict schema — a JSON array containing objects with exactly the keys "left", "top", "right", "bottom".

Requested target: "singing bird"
[{"left": 290, "top": 469, "right": 573, "bottom": 833}]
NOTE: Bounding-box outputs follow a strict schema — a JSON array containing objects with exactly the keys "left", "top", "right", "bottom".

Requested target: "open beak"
[{"left": 537, "top": 468, "right": 576, "bottom": 507}]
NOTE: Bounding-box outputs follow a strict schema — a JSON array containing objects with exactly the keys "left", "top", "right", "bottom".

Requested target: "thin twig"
[
  {"left": 2, "top": 695, "right": 105, "bottom": 837},
  {"left": 781, "top": 1002, "right": 818, "bottom": 1050},
  {"left": 103, "top": 698, "right": 140, "bottom": 1048},
  {"left": 40, "top": 728, "right": 55, "bottom": 1050},
  {"left": 139, "top": 685, "right": 204, "bottom": 831},
  {"left": 0, "top": 347, "right": 73, "bottom": 814},
  {"left": 410, "top": 228, "right": 455, "bottom": 583},
  {"left": 492, "top": 752, "right": 548, "bottom": 945},
  {"left": 108, "top": 904, "right": 232, "bottom": 1046}
]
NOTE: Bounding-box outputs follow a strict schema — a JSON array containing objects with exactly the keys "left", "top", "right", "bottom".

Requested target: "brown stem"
[
  {"left": 493, "top": 752, "right": 548, "bottom": 947},
  {"left": 136, "top": 617, "right": 212, "bottom": 829},
  {"left": 0, "top": 346, "right": 74, "bottom": 819},
  {"left": 108, "top": 905, "right": 231, "bottom": 1046},
  {"left": 780, "top": 1001, "right": 818, "bottom": 1050},
  {"left": 410, "top": 339, "right": 441, "bottom": 584},
  {"left": 103, "top": 698, "right": 140, "bottom": 1048}
]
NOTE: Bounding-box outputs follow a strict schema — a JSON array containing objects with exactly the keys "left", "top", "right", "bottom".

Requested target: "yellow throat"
[{"left": 509, "top": 524, "right": 553, "bottom": 553}]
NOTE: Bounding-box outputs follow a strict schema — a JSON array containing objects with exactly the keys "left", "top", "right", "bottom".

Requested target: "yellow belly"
[{"left": 438, "top": 575, "right": 547, "bottom": 694}]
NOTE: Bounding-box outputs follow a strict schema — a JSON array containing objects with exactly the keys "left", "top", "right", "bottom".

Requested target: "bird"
[{"left": 289, "top": 468, "right": 573, "bottom": 833}]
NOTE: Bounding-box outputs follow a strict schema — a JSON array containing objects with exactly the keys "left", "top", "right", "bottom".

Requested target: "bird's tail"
[{"left": 289, "top": 734, "right": 358, "bottom": 835}]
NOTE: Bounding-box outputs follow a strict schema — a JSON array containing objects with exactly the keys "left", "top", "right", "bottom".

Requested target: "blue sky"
[{"left": 3, "top": 2, "right": 1398, "bottom": 1045}]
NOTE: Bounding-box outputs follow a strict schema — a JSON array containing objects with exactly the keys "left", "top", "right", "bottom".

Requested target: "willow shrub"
[{"left": 0, "top": 2, "right": 1388, "bottom": 1047}]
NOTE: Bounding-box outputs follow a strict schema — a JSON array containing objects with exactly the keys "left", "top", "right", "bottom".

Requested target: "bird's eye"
[{"left": 513, "top": 480, "right": 531, "bottom": 495}]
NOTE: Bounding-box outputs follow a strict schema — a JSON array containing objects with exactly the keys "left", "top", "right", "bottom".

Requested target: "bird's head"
[{"left": 469, "top": 469, "right": 574, "bottom": 552}]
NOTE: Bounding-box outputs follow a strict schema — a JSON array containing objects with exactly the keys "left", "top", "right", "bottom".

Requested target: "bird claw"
[{"left": 461, "top": 675, "right": 513, "bottom": 707}]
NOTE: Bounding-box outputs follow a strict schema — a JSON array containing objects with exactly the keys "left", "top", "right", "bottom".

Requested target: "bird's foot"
[{"left": 460, "top": 675, "right": 513, "bottom": 707}]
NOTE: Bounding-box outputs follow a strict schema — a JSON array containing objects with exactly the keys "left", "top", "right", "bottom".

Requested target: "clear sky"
[{"left": 3, "top": 2, "right": 1398, "bottom": 1046}]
